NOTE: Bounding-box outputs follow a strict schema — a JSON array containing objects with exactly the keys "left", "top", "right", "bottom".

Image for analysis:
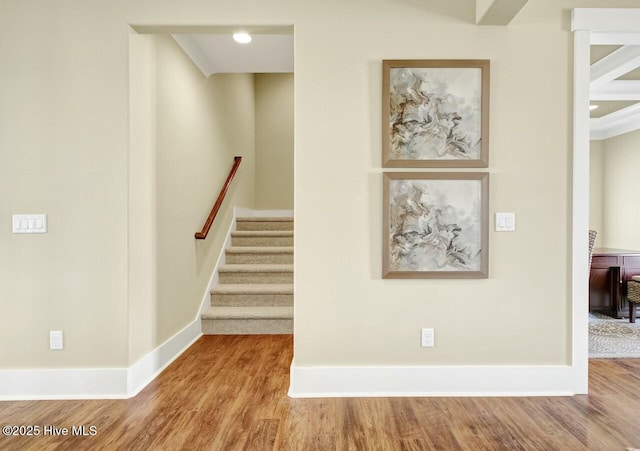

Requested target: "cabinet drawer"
[
  {"left": 623, "top": 256, "right": 640, "bottom": 267},
  {"left": 592, "top": 256, "right": 619, "bottom": 267}
]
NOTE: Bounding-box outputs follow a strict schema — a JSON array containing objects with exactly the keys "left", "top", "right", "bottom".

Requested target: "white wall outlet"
[
  {"left": 50, "top": 331, "right": 63, "bottom": 350},
  {"left": 421, "top": 328, "right": 435, "bottom": 347}
]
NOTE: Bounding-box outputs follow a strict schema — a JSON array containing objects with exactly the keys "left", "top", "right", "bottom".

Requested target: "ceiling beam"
[
  {"left": 592, "top": 32, "right": 640, "bottom": 46},
  {"left": 590, "top": 102, "right": 640, "bottom": 140},
  {"left": 591, "top": 81, "right": 640, "bottom": 101},
  {"left": 476, "top": 0, "right": 530, "bottom": 25},
  {"left": 591, "top": 45, "right": 640, "bottom": 87}
]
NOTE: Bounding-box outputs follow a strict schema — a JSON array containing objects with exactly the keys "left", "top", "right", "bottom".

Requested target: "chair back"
[{"left": 588, "top": 230, "right": 597, "bottom": 272}]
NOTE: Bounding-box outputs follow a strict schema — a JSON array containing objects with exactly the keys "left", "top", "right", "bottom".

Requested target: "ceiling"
[
  {"left": 172, "top": 33, "right": 293, "bottom": 76},
  {"left": 168, "top": 16, "right": 639, "bottom": 141},
  {"left": 590, "top": 41, "right": 640, "bottom": 140}
]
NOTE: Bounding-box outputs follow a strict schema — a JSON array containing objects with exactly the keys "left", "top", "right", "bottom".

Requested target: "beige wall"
[
  {"left": 590, "top": 140, "right": 604, "bottom": 247},
  {"left": 255, "top": 73, "right": 294, "bottom": 210},
  {"left": 294, "top": 2, "right": 577, "bottom": 367},
  {"left": 2, "top": 0, "right": 640, "bottom": 371},
  {"left": 601, "top": 129, "right": 640, "bottom": 250},
  {"left": 129, "top": 34, "right": 256, "bottom": 362},
  {"left": 0, "top": 1, "right": 130, "bottom": 368},
  {"left": 154, "top": 37, "right": 256, "bottom": 350}
]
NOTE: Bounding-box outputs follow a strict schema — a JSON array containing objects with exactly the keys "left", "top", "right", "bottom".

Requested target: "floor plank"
[{"left": 0, "top": 336, "right": 640, "bottom": 450}]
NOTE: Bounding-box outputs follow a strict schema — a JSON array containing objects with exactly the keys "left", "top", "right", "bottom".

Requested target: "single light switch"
[
  {"left": 495, "top": 212, "right": 515, "bottom": 232},
  {"left": 12, "top": 214, "right": 47, "bottom": 234}
]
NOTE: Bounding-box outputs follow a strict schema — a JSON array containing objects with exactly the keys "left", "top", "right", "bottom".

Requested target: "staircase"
[{"left": 201, "top": 217, "right": 293, "bottom": 334}]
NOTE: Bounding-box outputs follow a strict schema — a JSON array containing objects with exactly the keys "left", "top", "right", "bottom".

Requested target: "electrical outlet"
[
  {"left": 421, "top": 328, "right": 435, "bottom": 347},
  {"left": 50, "top": 331, "right": 63, "bottom": 350}
]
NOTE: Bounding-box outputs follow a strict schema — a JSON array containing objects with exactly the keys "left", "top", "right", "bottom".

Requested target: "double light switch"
[
  {"left": 495, "top": 212, "right": 515, "bottom": 232},
  {"left": 12, "top": 214, "right": 47, "bottom": 234}
]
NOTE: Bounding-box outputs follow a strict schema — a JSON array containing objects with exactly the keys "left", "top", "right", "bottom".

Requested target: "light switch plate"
[
  {"left": 495, "top": 212, "right": 515, "bottom": 232},
  {"left": 12, "top": 214, "right": 47, "bottom": 234}
]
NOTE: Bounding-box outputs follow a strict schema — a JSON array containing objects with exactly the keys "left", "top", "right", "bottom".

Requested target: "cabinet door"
[
  {"left": 623, "top": 256, "right": 640, "bottom": 281},
  {"left": 589, "top": 267, "right": 611, "bottom": 310}
]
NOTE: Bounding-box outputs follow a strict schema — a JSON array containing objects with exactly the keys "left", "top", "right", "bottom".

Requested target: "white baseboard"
[
  {"left": 198, "top": 215, "right": 236, "bottom": 318},
  {"left": 0, "top": 368, "right": 129, "bottom": 400},
  {"left": 0, "top": 320, "right": 202, "bottom": 401},
  {"left": 288, "top": 361, "right": 576, "bottom": 397},
  {"left": 127, "top": 319, "right": 202, "bottom": 397}
]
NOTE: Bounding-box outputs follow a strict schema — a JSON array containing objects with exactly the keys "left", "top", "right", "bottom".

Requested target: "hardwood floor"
[{"left": 1, "top": 335, "right": 640, "bottom": 450}]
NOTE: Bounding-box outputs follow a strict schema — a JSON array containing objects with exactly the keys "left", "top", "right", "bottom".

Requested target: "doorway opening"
[{"left": 572, "top": 9, "right": 640, "bottom": 392}]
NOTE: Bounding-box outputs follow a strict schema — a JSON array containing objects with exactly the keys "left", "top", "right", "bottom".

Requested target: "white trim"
[
  {"left": 572, "top": 27, "right": 591, "bottom": 395},
  {"left": 590, "top": 45, "right": 640, "bottom": 87},
  {"left": 572, "top": 9, "right": 640, "bottom": 33},
  {"left": 127, "top": 319, "right": 202, "bottom": 397},
  {"left": 590, "top": 81, "right": 640, "bottom": 101},
  {"left": 571, "top": 8, "right": 640, "bottom": 393},
  {"left": 591, "top": 32, "right": 640, "bottom": 46},
  {"left": 288, "top": 362, "right": 575, "bottom": 397},
  {"left": 0, "top": 320, "right": 202, "bottom": 400},
  {"left": 0, "top": 369, "right": 128, "bottom": 401},
  {"left": 591, "top": 103, "right": 640, "bottom": 140},
  {"left": 198, "top": 215, "right": 236, "bottom": 317}
]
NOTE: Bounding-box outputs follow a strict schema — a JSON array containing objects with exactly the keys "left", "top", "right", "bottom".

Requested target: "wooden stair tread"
[{"left": 202, "top": 306, "right": 293, "bottom": 320}]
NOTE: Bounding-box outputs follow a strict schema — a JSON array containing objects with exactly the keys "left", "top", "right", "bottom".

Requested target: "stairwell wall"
[
  {"left": 255, "top": 73, "right": 294, "bottom": 210},
  {"left": 144, "top": 35, "right": 257, "bottom": 361}
]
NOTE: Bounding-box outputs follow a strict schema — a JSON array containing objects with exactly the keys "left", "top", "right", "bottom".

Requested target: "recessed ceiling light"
[
  {"left": 589, "top": 104, "right": 599, "bottom": 111},
  {"left": 233, "top": 33, "right": 252, "bottom": 44}
]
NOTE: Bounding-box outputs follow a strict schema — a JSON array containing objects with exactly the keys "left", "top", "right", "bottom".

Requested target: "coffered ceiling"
[{"left": 590, "top": 41, "right": 640, "bottom": 140}]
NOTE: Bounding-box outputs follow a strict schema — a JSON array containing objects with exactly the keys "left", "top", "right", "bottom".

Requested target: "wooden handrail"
[{"left": 195, "top": 156, "right": 242, "bottom": 240}]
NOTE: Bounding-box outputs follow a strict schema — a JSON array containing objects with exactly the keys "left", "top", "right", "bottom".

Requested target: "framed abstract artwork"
[
  {"left": 382, "top": 60, "right": 490, "bottom": 167},
  {"left": 383, "top": 172, "right": 489, "bottom": 279}
]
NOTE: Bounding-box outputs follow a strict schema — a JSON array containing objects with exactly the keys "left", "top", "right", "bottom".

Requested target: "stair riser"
[
  {"left": 225, "top": 253, "right": 293, "bottom": 264},
  {"left": 232, "top": 236, "right": 293, "bottom": 247},
  {"left": 212, "top": 293, "right": 293, "bottom": 307},
  {"left": 202, "top": 318, "right": 293, "bottom": 335},
  {"left": 236, "top": 221, "right": 293, "bottom": 231},
  {"left": 218, "top": 272, "right": 293, "bottom": 284}
]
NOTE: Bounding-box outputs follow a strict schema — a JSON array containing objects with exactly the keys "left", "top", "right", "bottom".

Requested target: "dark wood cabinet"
[{"left": 589, "top": 248, "right": 640, "bottom": 318}]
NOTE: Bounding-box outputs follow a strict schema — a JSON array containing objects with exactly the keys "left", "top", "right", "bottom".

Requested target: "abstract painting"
[
  {"left": 383, "top": 172, "right": 489, "bottom": 279},
  {"left": 382, "top": 60, "right": 490, "bottom": 167}
]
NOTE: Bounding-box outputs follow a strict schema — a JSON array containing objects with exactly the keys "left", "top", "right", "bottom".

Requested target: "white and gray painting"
[
  {"left": 389, "top": 67, "right": 482, "bottom": 160},
  {"left": 388, "top": 179, "right": 482, "bottom": 271}
]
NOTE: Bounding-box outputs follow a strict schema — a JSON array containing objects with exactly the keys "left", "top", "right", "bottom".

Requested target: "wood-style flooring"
[{"left": 0, "top": 335, "right": 639, "bottom": 450}]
